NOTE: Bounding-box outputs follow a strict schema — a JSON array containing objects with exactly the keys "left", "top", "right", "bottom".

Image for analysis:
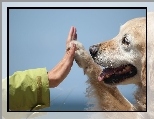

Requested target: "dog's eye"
[{"left": 122, "top": 36, "right": 130, "bottom": 46}]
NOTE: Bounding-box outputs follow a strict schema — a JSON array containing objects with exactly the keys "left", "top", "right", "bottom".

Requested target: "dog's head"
[{"left": 89, "top": 17, "right": 146, "bottom": 86}]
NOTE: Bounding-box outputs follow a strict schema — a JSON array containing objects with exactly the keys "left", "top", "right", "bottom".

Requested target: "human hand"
[
  {"left": 66, "top": 26, "right": 77, "bottom": 48},
  {"left": 65, "top": 26, "right": 77, "bottom": 63},
  {"left": 48, "top": 26, "right": 77, "bottom": 88}
]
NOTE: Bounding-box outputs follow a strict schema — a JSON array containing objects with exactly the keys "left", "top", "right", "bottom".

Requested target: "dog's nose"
[{"left": 89, "top": 45, "right": 99, "bottom": 57}]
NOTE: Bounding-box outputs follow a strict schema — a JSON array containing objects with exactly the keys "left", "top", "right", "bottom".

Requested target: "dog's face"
[{"left": 89, "top": 17, "right": 146, "bottom": 86}]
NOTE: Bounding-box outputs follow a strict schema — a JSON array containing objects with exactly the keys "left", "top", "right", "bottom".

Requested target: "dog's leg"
[{"left": 68, "top": 40, "right": 135, "bottom": 111}]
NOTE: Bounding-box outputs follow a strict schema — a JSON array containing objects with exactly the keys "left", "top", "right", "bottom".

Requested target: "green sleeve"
[{"left": 9, "top": 68, "right": 50, "bottom": 111}]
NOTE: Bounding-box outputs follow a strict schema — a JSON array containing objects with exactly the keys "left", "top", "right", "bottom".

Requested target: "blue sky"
[{"left": 9, "top": 9, "right": 146, "bottom": 111}]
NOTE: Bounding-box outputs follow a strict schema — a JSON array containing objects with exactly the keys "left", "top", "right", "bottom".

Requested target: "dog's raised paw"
[{"left": 67, "top": 40, "right": 85, "bottom": 51}]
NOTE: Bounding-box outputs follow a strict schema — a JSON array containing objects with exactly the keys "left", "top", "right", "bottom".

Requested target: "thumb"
[{"left": 68, "top": 43, "right": 76, "bottom": 58}]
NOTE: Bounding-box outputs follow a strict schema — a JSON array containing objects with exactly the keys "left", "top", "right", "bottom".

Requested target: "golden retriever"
[{"left": 68, "top": 12, "right": 152, "bottom": 111}]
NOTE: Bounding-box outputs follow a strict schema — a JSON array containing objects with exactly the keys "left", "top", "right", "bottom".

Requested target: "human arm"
[
  {"left": 9, "top": 27, "right": 77, "bottom": 111},
  {"left": 47, "top": 26, "right": 77, "bottom": 88}
]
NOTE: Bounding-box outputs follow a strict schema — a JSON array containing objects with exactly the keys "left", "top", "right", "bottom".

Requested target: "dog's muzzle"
[{"left": 89, "top": 45, "right": 99, "bottom": 58}]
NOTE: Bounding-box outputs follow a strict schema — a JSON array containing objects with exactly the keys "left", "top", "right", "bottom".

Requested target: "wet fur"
[
  {"left": 91, "top": 16, "right": 146, "bottom": 110},
  {"left": 88, "top": 12, "right": 154, "bottom": 118}
]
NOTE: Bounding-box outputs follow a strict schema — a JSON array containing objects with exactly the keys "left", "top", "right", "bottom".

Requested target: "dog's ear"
[{"left": 141, "top": 51, "right": 146, "bottom": 87}]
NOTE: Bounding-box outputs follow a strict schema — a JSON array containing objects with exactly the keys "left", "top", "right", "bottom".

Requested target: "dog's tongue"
[
  {"left": 98, "top": 75, "right": 104, "bottom": 81},
  {"left": 98, "top": 68, "right": 114, "bottom": 81},
  {"left": 98, "top": 72, "right": 106, "bottom": 81}
]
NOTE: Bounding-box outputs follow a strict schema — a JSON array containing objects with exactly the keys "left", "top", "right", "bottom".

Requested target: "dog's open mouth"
[{"left": 98, "top": 64, "right": 137, "bottom": 85}]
